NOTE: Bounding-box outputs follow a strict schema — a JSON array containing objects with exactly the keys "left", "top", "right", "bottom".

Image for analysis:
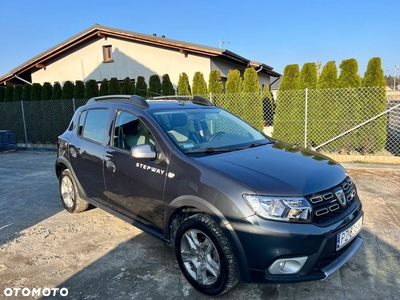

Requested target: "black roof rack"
[
  {"left": 86, "top": 94, "right": 149, "bottom": 108},
  {"left": 148, "top": 95, "right": 213, "bottom": 106}
]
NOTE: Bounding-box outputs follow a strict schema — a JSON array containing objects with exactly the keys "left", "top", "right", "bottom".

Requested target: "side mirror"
[{"left": 130, "top": 144, "right": 157, "bottom": 160}]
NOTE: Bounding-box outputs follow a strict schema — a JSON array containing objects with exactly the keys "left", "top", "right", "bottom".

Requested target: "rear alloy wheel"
[
  {"left": 174, "top": 214, "right": 238, "bottom": 295},
  {"left": 60, "top": 169, "right": 89, "bottom": 213}
]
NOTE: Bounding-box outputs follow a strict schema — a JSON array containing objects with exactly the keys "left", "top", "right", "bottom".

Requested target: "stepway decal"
[{"left": 136, "top": 163, "right": 165, "bottom": 175}]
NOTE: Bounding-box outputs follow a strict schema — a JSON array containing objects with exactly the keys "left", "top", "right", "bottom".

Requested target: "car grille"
[{"left": 306, "top": 177, "right": 357, "bottom": 223}]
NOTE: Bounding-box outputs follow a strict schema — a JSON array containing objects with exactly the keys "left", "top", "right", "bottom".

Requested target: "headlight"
[{"left": 243, "top": 194, "right": 312, "bottom": 222}]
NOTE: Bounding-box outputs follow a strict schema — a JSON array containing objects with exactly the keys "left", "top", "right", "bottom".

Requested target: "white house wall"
[{"left": 31, "top": 37, "right": 211, "bottom": 88}]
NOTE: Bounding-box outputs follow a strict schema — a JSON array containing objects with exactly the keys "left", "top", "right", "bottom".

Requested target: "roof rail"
[
  {"left": 86, "top": 94, "right": 149, "bottom": 108},
  {"left": 148, "top": 95, "right": 213, "bottom": 106}
]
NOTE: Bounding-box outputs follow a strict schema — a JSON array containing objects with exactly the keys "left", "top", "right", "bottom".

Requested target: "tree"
[
  {"left": 161, "top": 74, "right": 175, "bottom": 95},
  {"left": 61, "top": 81, "right": 74, "bottom": 99},
  {"left": 13, "top": 85, "right": 24, "bottom": 101},
  {"left": 241, "top": 68, "right": 263, "bottom": 129},
  {"left": 135, "top": 76, "right": 148, "bottom": 97},
  {"left": 5, "top": 86, "right": 14, "bottom": 102},
  {"left": 108, "top": 77, "right": 121, "bottom": 95},
  {"left": 85, "top": 79, "right": 98, "bottom": 98},
  {"left": 22, "top": 84, "right": 32, "bottom": 101},
  {"left": 0, "top": 86, "right": 5, "bottom": 102},
  {"left": 177, "top": 72, "right": 191, "bottom": 95},
  {"left": 273, "top": 64, "right": 301, "bottom": 144},
  {"left": 148, "top": 75, "right": 161, "bottom": 97},
  {"left": 31, "top": 83, "right": 42, "bottom": 101},
  {"left": 51, "top": 82, "right": 62, "bottom": 100},
  {"left": 336, "top": 58, "right": 362, "bottom": 152},
  {"left": 299, "top": 63, "right": 317, "bottom": 89},
  {"left": 359, "top": 57, "right": 387, "bottom": 153},
  {"left": 41, "top": 82, "right": 53, "bottom": 100},
  {"left": 99, "top": 78, "right": 109, "bottom": 96},
  {"left": 318, "top": 61, "right": 338, "bottom": 88},
  {"left": 208, "top": 70, "right": 223, "bottom": 103},
  {"left": 192, "top": 72, "right": 208, "bottom": 97},
  {"left": 121, "top": 77, "right": 135, "bottom": 95},
  {"left": 74, "top": 80, "right": 85, "bottom": 99},
  {"left": 223, "top": 69, "right": 243, "bottom": 117}
]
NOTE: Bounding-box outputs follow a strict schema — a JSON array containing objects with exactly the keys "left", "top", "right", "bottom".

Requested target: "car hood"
[{"left": 197, "top": 141, "right": 347, "bottom": 196}]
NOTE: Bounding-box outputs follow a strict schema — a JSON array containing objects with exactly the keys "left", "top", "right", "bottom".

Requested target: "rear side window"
[{"left": 78, "top": 109, "right": 109, "bottom": 143}]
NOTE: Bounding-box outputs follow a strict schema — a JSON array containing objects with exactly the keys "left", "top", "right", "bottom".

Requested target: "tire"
[
  {"left": 59, "top": 169, "right": 89, "bottom": 213},
  {"left": 174, "top": 213, "right": 239, "bottom": 295}
]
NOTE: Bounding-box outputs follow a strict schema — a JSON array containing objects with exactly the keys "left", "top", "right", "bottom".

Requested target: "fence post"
[
  {"left": 72, "top": 98, "right": 76, "bottom": 112},
  {"left": 304, "top": 88, "right": 308, "bottom": 148},
  {"left": 20, "top": 100, "right": 28, "bottom": 148}
]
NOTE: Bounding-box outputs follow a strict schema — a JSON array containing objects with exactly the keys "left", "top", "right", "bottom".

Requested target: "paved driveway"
[{"left": 0, "top": 151, "right": 399, "bottom": 300}]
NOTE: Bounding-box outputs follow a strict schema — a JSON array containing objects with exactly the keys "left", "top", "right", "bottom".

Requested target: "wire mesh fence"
[
  {"left": 0, "top": 98, "right": 87, "bottom": 145},
  {"left": 0, "top": 88, "right": 399, "bottom": 157}
]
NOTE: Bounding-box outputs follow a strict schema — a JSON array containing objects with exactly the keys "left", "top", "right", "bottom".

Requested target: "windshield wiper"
[
  {"left": 235, "top": 141, "right": 274, "bottom": 150},
  {"left": 184, "top": 147, "right": 233, "bottom": 154}
]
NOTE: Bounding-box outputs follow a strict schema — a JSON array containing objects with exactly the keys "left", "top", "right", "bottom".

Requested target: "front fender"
[{"left": 165, "top": 195, "right": 253, "bottom": 283}]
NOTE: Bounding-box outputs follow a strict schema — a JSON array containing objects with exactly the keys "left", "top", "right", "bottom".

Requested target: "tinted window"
[
  {"left": 81, "top": 109, "right": 109, "bottom": 143},
  {"left": 113, "top": 110, "right": 155, "bottom": 151}
]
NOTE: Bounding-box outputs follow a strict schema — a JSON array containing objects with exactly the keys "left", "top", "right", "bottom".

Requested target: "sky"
[{"left": 1, "top": 0, "right": 399, "bottom": 79}]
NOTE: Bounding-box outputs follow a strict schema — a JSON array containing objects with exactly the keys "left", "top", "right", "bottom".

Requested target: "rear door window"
[{"left": 79, "top": 109, "right": 109, "bottom": 144}]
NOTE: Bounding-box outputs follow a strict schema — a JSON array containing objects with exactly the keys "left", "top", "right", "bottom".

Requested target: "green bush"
[
  {"left": 222, "top": 69, "right": 243, "bottom": 116},
  {"left": 61, "top": 81, "right": 74, "bottom": 99},
  {"left": 22, "top": 84, "right": 32, "bottom": 101},
  {"left": 273, "top": 64, "right": 301, "bottom": 143},
  {"left": 51, "top": 82, "right": 62, "bottom": 100},
  {"left": 136, "top": 76, "right": 147, "bottom": 97},
  {"left": 0, "top": 86, "right": 5, "bottom": 102},
  {"left": 85, "top": 79, "right": 98, "bottom": 98},
  {"left": 121, "top": 77, "right": 135, "bottom": 95},
  {"left": 41, "top": 82, "right": 53, "bottom": 100},
  {"left": 242, "top": 68, "right": 263, "bottom": 129},
  {"left": 99, "top": 78, "right": 109, "bottom": 96},
  {"left": 31, "top": 83, "right": 42, "bottom": 101},
  {"left": 192, "top": 72, "right": 208, "bottom": 97},
  {"left": 13, "top": 85, "right": 24, "bottom": 101},
  {"left": 208, "top": 70, "right": 223, "bottom": 102},
  {"left": 108, "top": 77, "right": 121, "bottom": 95},
  {"left": 74, "top": 80, "right": 85, "bottom": 99},
  {"left": 177, "top": 72, "right": 191, "bottom": 95},
  {"left": 5, "top": 86, "right": 14, "bottom": 102},
  {"left": 161, "top": 74, "right": 175, "bottom": 96},
  {"left": 148, "top": 75, "right": 161, "bottom": 97}
]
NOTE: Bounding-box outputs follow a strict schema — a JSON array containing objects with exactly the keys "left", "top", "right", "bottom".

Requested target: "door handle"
[{"left": 106, "top": 161, "right": 116, "bottom": 173}]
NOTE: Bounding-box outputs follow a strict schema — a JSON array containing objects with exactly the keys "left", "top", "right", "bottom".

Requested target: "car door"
[
  {"left": 103, "top": 109, "right": 167, "bottom": 232},
  {"left": 69, "top": 108, "right": 110, "bottom": 205}
]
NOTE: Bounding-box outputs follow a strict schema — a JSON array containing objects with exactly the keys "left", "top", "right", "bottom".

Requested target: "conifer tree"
[
  {"left": 121, "top": 77, "right": 135, "bottom": 95},
  {"left": 0, "top": 86, "right": 5, "bottom": 102},
  {"left": 360, "top": 57, "right": 387, "bottom": 153},
  {"left": 31, "top": 83, "right": 42, "bottom": 101},
  {"left": 41, "top": 82, "right": 53, "bottom": 100},
  {"left": 208, "top": 70, "right": 223, "bottom": 104},
  {"left": 13, "top": 85, "right": 24, "bottom": 101},
  {"left": 177, "top": 72, "right": 191, "bottom": 95},
  {"left": 148, "top": 75, "right": 161, "bottom": 96},
  {"left": 108, "top": 77, "right": 121, "bottom": 95},
  {"left": 318, "top": 61, "right": 338, "bottom": 88},
  {"left": 85, "top": 80, "right": 98, "bottom": 98},
  {"left": 61, "top": 81, "right": 74, "bottom": 100},
  {"left": 22, "top": 84, "right": 32, "bottom": 101},
  {"left": 136, "top": 76, "right": 148, "bottom": 97},
  {"left": 192, "top": 72, "right": 208, "bottom": 97},
  {"left": 5, "top": 86, "right": 14, "bottom": 102},
  {"left": 273, "top": 64, "right": 301, "bottom": 143},
  {"left": 223, "top": 69, "right": 243, "bottom": 116},
  {"left": 242, "top": 68, "right": 263, "bottom": 129},
  {"left": 99, "top": 78, "right": 109, "bottom": 96},
  {"left": 51, "top": 82, "right": 62, "bottom": 100},
  {"left": 161, "top": 74, "right": 175, "bottom": 96},
  {"left": 73, "top": 81, "right": 85, "bottom": 99}
]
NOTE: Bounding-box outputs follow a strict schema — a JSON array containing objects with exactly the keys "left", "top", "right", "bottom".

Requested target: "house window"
[{"left": 102, "top": 45, "right": 114, "bottom": 63}]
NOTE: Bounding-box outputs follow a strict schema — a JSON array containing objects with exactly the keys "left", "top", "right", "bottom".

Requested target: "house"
[{"left": 0, "top": 24, "right": 280, "bottom": 91}]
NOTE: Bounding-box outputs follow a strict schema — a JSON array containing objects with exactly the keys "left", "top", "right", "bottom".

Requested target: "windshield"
[{"left": 150, "top": 107, "right": 272, "bottom": 155}]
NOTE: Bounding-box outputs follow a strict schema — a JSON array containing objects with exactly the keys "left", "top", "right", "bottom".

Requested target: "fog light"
[{"left": 268, "top": 257, "right": 308, "bottom": 275}]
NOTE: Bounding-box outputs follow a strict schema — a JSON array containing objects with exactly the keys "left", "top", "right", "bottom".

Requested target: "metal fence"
[
  {"left": 0, "top": 98, "right": 87, "bottom": 146},
  {"left": 0, "top": 88, "right": 399, "bottom": 157}
]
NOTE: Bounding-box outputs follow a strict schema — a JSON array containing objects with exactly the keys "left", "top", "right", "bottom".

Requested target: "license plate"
[{"left": 336, "top": 216, "right": 363, "bottom": 251}]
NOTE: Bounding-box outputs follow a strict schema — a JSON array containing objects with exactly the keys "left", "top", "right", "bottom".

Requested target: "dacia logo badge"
[{"left": 335, "top": 189, "right": 346, "bottom": 207}]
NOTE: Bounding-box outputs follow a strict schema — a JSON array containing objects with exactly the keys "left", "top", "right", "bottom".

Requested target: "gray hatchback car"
[{"left": 56, "top": 95, "right": 364, "bottom": 295}]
